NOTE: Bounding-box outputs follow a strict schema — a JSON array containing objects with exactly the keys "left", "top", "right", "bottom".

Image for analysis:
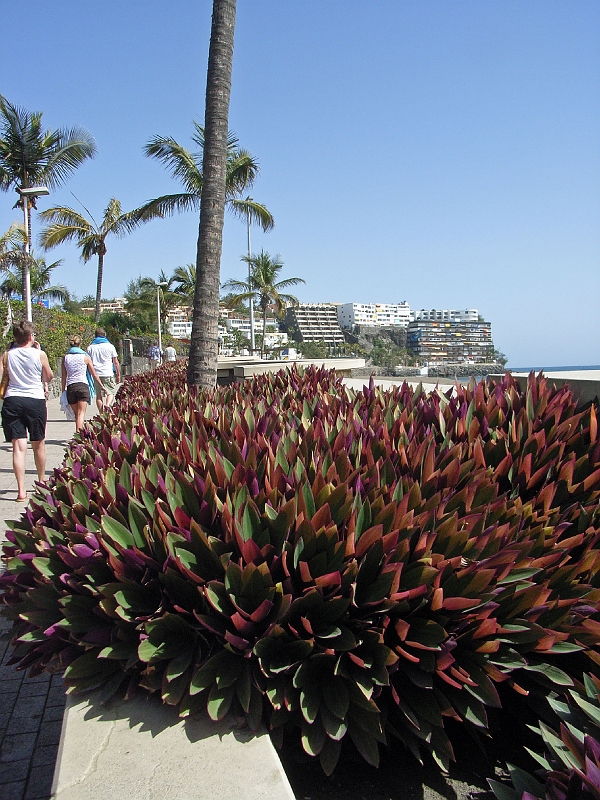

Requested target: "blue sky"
[{"left": 1, "top": 1, "right": 598, "bottom": 367}]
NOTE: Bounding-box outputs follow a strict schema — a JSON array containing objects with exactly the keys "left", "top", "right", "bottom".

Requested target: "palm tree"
[
  {"left": 0, "top": 223, "right": 27, "bottom": 284},
  {"left": 171, "top": 263, "right": 196, "bottom": 302},
  {"left": 0, "top": 252, "right": 69, "bottom": 304},
  {"left": 125, "top": 271, "right": 180, "bottom": 335},
  {"left": 222, "top": 251, "right": 304, "bottom": 358},
  {"left": 0, "top": 95, "right": 96, "bottom": 303},
  {"left": 39, "top": 198, "right": 147, "bottom": 321},
  {"left": 135, "top": 124, "right": 274, "bottom": 234},
  {"left": 184, "top": 0, "right": 238, "bottom": 388}
]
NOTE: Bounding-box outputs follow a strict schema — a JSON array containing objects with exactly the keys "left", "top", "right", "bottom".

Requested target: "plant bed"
[{"left": 2, "top": 364, "right": 600, "bottom": 785}]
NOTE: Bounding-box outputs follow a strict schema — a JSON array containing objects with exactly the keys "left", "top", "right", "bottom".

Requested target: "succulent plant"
[
  {"left": 2, "top": 364, "right": 600, "bottom": 775},
  {"left": 490, "top": 673, "right": 600, "bottom": 800}
]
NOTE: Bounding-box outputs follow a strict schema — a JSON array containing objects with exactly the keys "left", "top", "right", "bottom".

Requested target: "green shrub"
[
  {"left": 0, "top": 301, "right": 96, "bottom": 368},
  {"left": 2, "top": 365, "right": 600, "bottom": 775}
]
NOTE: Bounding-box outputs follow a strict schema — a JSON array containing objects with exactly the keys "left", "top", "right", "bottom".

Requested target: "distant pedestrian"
[
  {"left": 0, "top": 320, "right": 54, "bottom": 502},
  {"left": 163, "top": 344, "right": 177, "bottom": 362},
  {"left": 62, "top": 336, "right": 104, "bottom": 432},
  {"left": 87, "top": 328, "right": 121, "bottom": 412},
  {"left": 147, "top": 342, "right": 162, "bottom": 369}
]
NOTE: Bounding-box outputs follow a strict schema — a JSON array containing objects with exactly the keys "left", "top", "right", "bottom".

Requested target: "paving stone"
[
  {"left": 24, "top": 767, "right": 54, "bottom": 800},
  {"left": 45, "top": 687, "right": 65, "bottom": 707},
  {"left": 0, "top": 691, "right": 18, "bottom": 717},
  {"left": 0, "top": 779, "right": 27, "bottom": 800},
  {"left": 15, "top": 681, "right": 50, "bottom": 698},
  {"left": 41, "top": 704, "right": 64, "bottom": 723},
  {"left": 0, "top": 677, "right": 23, "bottom": 693},
  {"left": 8, "top": 715, "right": 43, "bottom": 735},
  {"left": 36, "top": 720, "right": 63, "bottom": 748},
  {"left": 31, "top": 744, "right": 59, "bottom": 768},
  {"left": 10, "top": 696, "right": 45, "bottom": 719},
  {"left": 1, "top": 758, "right": 30, "bottom": 782},
  {"left": 24, "top": 674, "right": 50, "bottom": 685},
  {"left": 0, "top": 731, "right": 37, "bottom": 762},
  {"left": 0, "top": 665, "right": 22, "bottom": 682}
]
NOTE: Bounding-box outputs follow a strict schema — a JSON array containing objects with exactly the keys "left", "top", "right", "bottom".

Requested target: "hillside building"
[
  {"left": 81, "top": 298, "right": 127, "bottom": 316},
  {"left": 337, "top": 302, "right": 411, "bottom": 329},
  {"left": 407, "top": 310, "right": 494, "bottom": 363},
  {"left": 284, "top": 303, "right": 345, "bottom": 345}
]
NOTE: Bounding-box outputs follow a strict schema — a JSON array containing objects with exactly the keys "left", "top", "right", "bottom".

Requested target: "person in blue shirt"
[{"left": 147, "top": 342, "right": 162, "bottom": 369}]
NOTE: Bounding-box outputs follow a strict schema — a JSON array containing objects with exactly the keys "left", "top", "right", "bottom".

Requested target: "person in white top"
[
  {"left": 86, "top": 327, "right": 121, "bottom": 412},
  {"left": 0, "top": 320, "right": 54, "bottom": 502},
  {"left": 163, "top": 345, "right": 177, "bottom": 362},
  {"left": 62, "top": 335, "right": 104, "bottom": 432}
]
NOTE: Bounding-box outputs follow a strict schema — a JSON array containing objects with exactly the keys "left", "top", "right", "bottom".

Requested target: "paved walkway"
[{"left": 0, "top": 397, "right": 95, "bottom": 800}]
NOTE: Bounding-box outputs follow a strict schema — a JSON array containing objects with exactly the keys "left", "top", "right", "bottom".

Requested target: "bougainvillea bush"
[{"left": 2, "top": 364, "right": 600, "bottom": 776}]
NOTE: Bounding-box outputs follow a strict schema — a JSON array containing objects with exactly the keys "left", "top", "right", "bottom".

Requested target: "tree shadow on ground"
[{"left": 278, "top": 729, "right": 499, "bottom": 800}]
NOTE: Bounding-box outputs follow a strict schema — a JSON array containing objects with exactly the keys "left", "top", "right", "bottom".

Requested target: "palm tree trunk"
[
  {"left": 187, "top": 0, "right": 236, "bottom": 389},
  {"left": 95, "top": 251, "right": 104, "bottom": 322},
  {"left": 261, "top": 306, "right": 267, "bottom": 359}
]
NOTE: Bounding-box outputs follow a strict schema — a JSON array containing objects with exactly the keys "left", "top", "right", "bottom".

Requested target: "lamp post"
[
  {"left": 18, "top": 186, "right": 49, "bottom": 321},
  {"left": 246, "top": 213, "right": 256, "bottom": 355},
  {"left": 156, "top": 281, "right": 168, "bottom": 358}
]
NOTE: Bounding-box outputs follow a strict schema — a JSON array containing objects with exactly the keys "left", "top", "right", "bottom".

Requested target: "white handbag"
[{"left": 59, "top": 391, "right": 76, "bottom": 421}]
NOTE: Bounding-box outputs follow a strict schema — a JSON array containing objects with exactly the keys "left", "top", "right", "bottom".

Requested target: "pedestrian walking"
[
  {"left": 62, "top": 335, "right": 104, "bottom": 432},
  {"left": 87, "top": 328, "right": 121, "bottom": 412},
  {"left": 0, "top": 320, "right": 54, "bottom": 502},
  {"left": 147, "top": 342, "right": 162, "bottom": 369},
  {"left": 163, "top": 344, "right": 177, "bottom": 362}
]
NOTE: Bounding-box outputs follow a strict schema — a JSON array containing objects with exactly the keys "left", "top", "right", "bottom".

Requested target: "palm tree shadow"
[{"left": 278, "top": 732, "right": 495, "bottom": 800}]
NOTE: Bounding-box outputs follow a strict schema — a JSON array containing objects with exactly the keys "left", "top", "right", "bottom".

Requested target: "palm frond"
[
  {"left": 40, "top": 127, "right": 97, "bottom": 189},
  {"left": 133, "top": 193, "right": 200, "bottom": 220},
  {"left": 38, "top": 222, "right": 91, "bottom": 251},
  {"left": 229, "top": 197, "right": 274, "bottom": 232},
  {"left": 225, "top": 150, "right": 260, "bottom": 195},
  {"left": 274, "top": 277, "right": 305, "bottom": 289},
  {"left": 143, "top": 136, "right": 202, "bottom": 194},
  {"left": 39, "top": 206, "right": 92, "bottom": 232}
]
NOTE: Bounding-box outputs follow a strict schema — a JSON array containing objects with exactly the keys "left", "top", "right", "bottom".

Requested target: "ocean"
[{"left": 506, "top": 365, "right": 600, "bottom": 373}]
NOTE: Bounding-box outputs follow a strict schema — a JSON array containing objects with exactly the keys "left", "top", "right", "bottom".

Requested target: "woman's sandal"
[{"left": 16, "top": 495, "right": 28, "bottom": 503}]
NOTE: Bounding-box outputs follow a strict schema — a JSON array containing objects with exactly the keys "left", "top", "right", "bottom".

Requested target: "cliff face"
[{"left": 352, "top": 325, "right": 408, "bottom": 352}]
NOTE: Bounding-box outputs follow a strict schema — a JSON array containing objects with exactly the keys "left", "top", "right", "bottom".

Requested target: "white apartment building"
[
  {"left": 81, "top": 298, "right": 127, "bottom": 315},
  {"left": 221, "top": 315, "right": 288, "bottom": 351},
  {"left": 337, "top": 302, "right": 412, "bottom": 329},
  {"left": 168, "top": 320, "right": 193, "bottom": 338},
  {"left": 411, "top": 309, "right": 479, "bottom": 323},
  {"left": 167, "top": 308, "right": 193, "bottom": 339}
]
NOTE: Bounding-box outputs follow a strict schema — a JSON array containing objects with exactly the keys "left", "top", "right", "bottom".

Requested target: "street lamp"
[
  {"left": 156, "top": 281, "right": 168, "bottom": 357},
  {"left": 245, "top": 211, "right": 256, "bottom": 356},
  {"left": 17, "top": 186, "right": 49, "bottom": 322}
]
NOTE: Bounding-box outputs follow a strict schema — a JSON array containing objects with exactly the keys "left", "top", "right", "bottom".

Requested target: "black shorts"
[
  {"left": 1, "top": 396, "right": 47, "bottom": 442},
  {"left": 67, "top": 382, "right": 90, "bottom": 404}
]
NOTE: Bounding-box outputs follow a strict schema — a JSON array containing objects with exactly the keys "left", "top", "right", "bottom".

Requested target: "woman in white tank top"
[
  {"left": 61, "top": 335, "right": 103, "bottom": 432},
  {"left": 0, "top": 320, "right": 54, "bottom": 502}
]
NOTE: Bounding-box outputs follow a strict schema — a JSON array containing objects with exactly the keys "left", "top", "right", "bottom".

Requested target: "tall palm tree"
[
  {"left": 185, "top": 0, "right": 239, "bottom": 388},
  {"left": 222, "top": 251, "right": 304, "bottom": 358},
  {"left": 39, "top": 198, "right": 147, "bottom": 321},
  {"left": 0, "top": 95, "right": 96, "bottom": 302},
  {"left": 0, "top": 252, "right": 69, "bottom": 304},
  {"left": 171, "top": 263, "right": 196, "bottom": 302}
]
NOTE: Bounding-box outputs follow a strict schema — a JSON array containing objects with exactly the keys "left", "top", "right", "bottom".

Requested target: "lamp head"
[{"left": 18, "top": 186, "right": 50, "bottom": 198}]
